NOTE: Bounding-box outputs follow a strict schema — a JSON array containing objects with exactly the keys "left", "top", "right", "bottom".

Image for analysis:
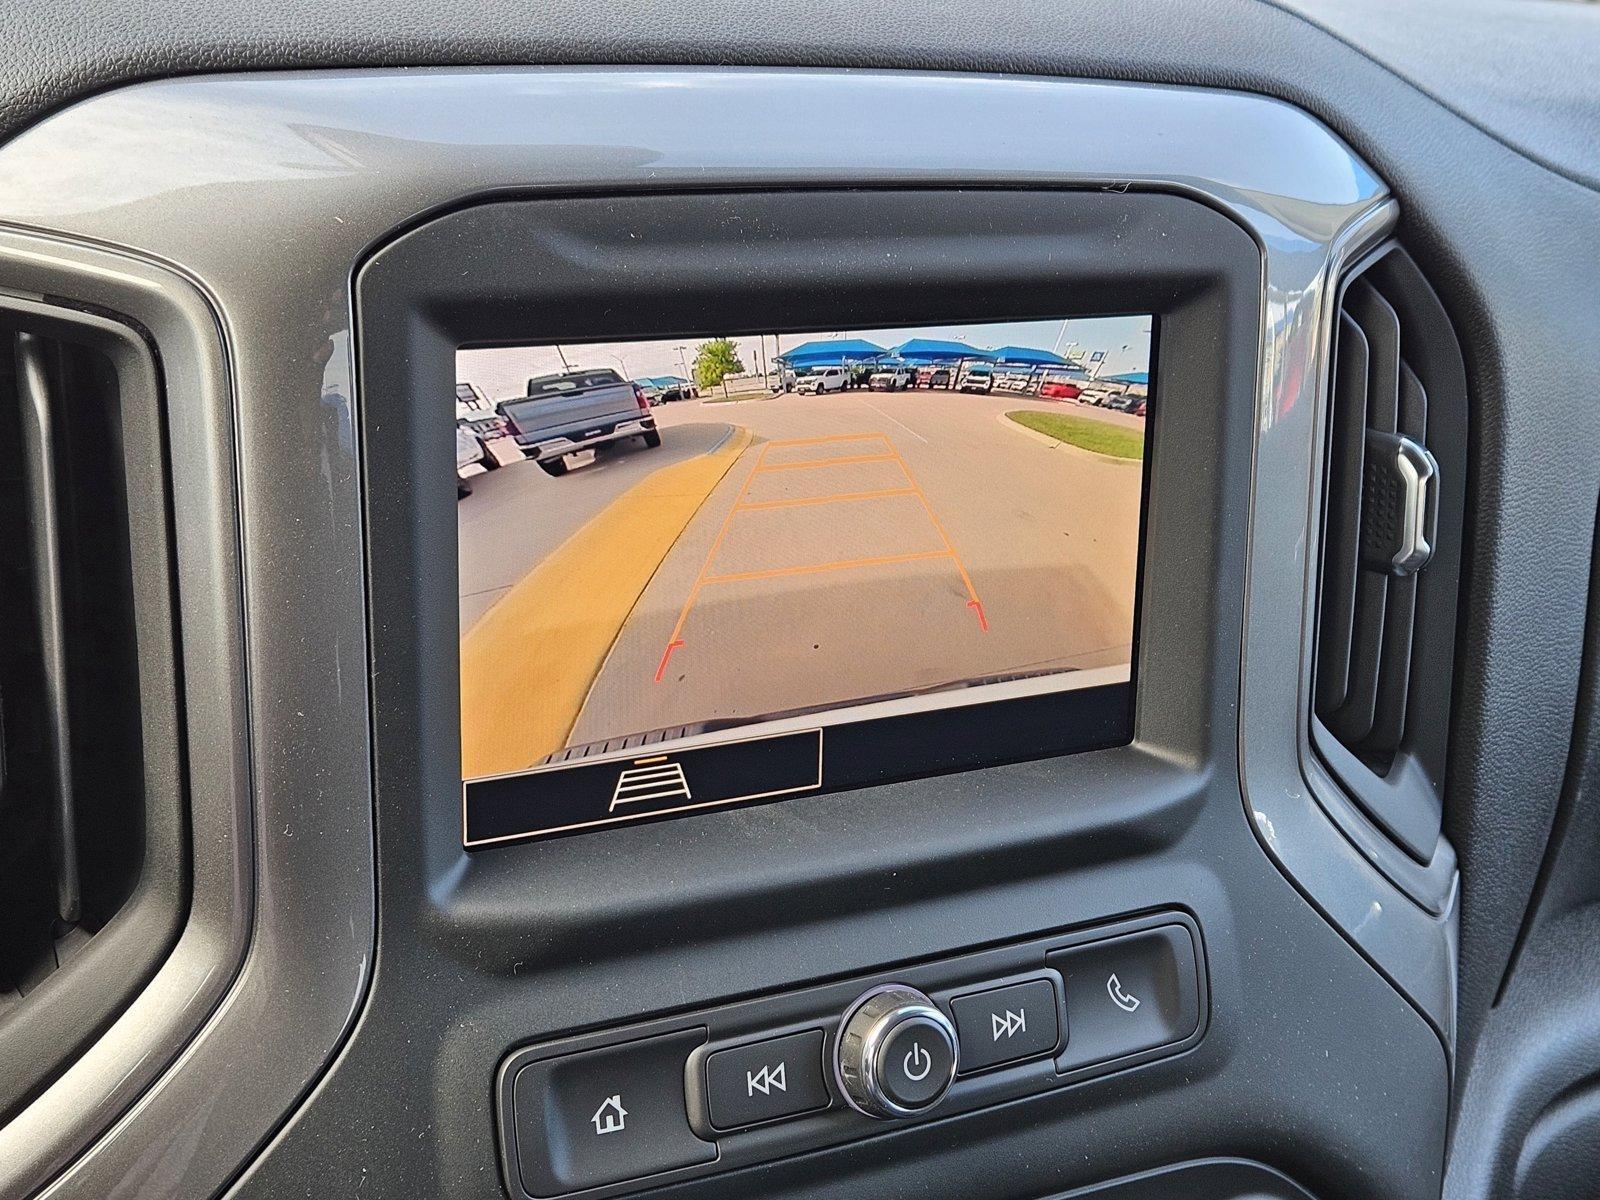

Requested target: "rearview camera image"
[{"left": 458, "top": 317, "right": 1151, "bottom": 845}]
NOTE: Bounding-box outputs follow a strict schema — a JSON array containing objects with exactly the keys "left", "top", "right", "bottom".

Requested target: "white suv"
[{"left": 795, "top": 366, "right": 848, "bottom": 394}]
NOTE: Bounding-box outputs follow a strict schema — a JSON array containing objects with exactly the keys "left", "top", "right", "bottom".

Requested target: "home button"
[{"left": 512, "top": 1029, "right": 715, "bottom": 1197}]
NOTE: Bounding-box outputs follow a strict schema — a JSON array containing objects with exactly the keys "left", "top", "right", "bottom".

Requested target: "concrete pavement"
[{"left": 563, "top": 389, "right": 1143, "bottom": 749}]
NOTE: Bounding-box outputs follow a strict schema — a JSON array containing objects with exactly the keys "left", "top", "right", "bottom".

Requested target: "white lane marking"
[{"left": 863, "top": 401, "right": 929, "bottom": 444}]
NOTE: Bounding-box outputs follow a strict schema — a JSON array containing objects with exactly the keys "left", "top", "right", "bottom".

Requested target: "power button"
[
  {"left": 834, "top": 984, "right": 959, "bottom": 1119},
  {"left": 878, "top": 1015, "right": 957, "bottom": 1109}
]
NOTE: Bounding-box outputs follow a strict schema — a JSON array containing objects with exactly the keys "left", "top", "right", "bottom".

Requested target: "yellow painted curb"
[{"left": 460, "top": 426, "right": 753, "bottom": 779}]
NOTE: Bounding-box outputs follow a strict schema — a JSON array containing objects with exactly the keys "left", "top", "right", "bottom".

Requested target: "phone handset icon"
[{"left": 1106, "top": 972, "right": 1142, "bottom": 1013}]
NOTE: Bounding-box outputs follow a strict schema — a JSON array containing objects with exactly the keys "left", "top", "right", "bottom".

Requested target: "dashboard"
[{"left": 0, "top": 6, "right": 1598, "bottom": 1200}]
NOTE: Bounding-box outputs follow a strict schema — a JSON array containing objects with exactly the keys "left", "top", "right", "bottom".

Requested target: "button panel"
[
  {"left": 705, "top": 1030, "right": 830, "bottom": 1130},
  {"left": 497, "top": 912, "right": 1206, "bottom": 1200}
]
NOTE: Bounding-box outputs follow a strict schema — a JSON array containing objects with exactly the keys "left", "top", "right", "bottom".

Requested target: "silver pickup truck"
[{"left": 497, "top": 368, "right": 661, "bottom": 476}]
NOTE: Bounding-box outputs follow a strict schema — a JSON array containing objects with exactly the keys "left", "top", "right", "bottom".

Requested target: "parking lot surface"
[
  {"left": 547, "top": 388, "right": 1142, "bottom": 754},
  {"left": 459, "top": 389, "right": 1144, "bottom": 772}
]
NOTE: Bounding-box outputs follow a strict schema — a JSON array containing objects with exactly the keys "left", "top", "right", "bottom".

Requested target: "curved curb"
[
  {"left": 996, "top": 410, "right": 1144, "bottom": 465},
  {"left": 460, "top": 424, "right": 753, "bottom": 779}
]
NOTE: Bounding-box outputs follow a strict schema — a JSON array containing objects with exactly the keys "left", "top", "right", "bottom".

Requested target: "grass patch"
[{"left": 1006, "top": 410, "right": 1144, "bottom": 460}]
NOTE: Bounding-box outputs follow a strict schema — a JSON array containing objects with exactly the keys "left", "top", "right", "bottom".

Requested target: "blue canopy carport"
[
  {"left": 890, "top": 339, "right": 996, "bottom": 391},
  {"left": 773, "top": 339, "right": 888, "bottom": 391},
  {"left": 986, "top": 345, "right": 1074, "bottom": 395},
  {"left": 889, "top": 338, "right": 995, "bottom": 364},
  {"left": 989, "top": 345, "right": 1069, "bottom": 367},
  {"left": 774, "top": 338, "right": 888, "bottom": 367}
]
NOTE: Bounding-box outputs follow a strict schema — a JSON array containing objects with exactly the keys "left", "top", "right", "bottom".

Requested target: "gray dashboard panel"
[
  {"left": 0, "top": 67, "right": 1454, "bottom": 1198},
  {"left": 4, "top": 10, "right": 1595, "bottom": 1092}
]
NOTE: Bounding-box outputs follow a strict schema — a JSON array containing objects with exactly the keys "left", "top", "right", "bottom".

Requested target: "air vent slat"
[
  {"left": 1310, "top": 245, "right": 1466, "bottom": 866},
  {"left": 16, "top": 333, "right": 81, "bottom": 927},
  {"left": 1330, "top": 572, "right": 1388, "bottom": 744},
  {"left": 1368, "top": 572, "right": 1417, "bottom": 758},
  {"left": 1315, "top": 311, "right": 1370, "bottom": 716},
  {"left": 1398, "top": 361, "right": 1427, "bottom": 443},
  {"left": 1347, "top": 280, "right": 1402, "bottom": 435}
]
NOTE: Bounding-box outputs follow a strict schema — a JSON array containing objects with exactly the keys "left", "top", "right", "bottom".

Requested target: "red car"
[{"left": 1037, "top": 379, "right": 1081, "bottom": 400}]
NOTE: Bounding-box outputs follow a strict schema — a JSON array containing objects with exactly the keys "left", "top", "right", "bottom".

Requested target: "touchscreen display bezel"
[{"left": 352, "top": 186, "right": 1258, "bottom": 867}]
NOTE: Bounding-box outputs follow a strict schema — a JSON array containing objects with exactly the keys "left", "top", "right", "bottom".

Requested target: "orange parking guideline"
[
  {"left": 654, "top": 440, "right": 773, "bottom": 682},
  {"left": 735, "top": 486, "right": 916, "bottom": 513},
  {"left": 703, "top": 549, "right": 953, "bottom": 586},
  {"left": 881, "top": 443, "right": 990, "bottom": 632},
  {"left": 757, "top": 452, "right": 897, "bottom": 472},
  {"left": 761, "top": 432, "right": 890, "bottom": 450},
  {"left": 654, "top": 431, "right": 988, "bottom": 683}
]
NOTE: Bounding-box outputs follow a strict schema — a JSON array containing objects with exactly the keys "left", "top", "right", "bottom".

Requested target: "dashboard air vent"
[
  {"left": 0, "top": 301, "right": 184, "bottom": 1122},
  {"left": 1311, "top": 245, "right": 1467, "bottom": 864}
]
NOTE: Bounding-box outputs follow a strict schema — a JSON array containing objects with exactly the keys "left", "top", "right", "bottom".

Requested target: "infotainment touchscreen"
[{"left": 458, "top": 317, "right": 1152, "bottom": 846}]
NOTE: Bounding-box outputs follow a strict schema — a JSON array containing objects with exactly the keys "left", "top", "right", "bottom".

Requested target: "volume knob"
[{"left": 834, "top": 984, "right": 958, "bottom": 1119}]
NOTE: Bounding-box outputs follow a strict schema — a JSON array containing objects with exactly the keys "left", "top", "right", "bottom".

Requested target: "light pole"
[{"left": 674, "top": 345, "right": 692, "bottom": 392}]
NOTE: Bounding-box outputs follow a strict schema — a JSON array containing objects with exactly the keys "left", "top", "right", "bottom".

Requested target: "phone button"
[{"left": 1046, "top": 925, "right": 1201, "bottom": 1071}]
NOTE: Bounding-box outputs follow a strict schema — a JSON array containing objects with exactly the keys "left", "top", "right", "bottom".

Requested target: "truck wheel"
[
  {"left": 643, "top": 429, "right": 662, "bottom": 449},
  {"left": 538, "top": 456, "right": 569, "bottom": 478}
]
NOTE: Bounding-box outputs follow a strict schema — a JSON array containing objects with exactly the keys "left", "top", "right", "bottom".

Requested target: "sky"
[{"left": 457, "top": 315, "right": 1152, "bottom": 403}]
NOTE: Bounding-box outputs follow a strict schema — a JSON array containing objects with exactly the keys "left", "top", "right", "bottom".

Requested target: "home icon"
[{"left": 590, "top": 1095, "right": 627, "bottom": 1136}]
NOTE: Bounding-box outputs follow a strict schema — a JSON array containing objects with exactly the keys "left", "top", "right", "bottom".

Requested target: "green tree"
[{"left": 693, "top": 338, "right": 745, "bottom": 397}]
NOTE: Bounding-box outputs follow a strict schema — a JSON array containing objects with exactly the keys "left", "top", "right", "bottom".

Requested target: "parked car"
[
  {"left": 868, "top": 368, "right": 912, "bottom": 391},
  {"left": 1077, "top": 385, "right": 1117, "bottom": 406},
  {"left": 497, "top": 368, "right": 661, "bottom": 476},
  {"left": 958, "top": 367, "right": 994, "bottom": 394},
  {"left": 1037, "top": 379, "right": 1082, "bottom": 401},
  {"left": 455, "top": 423, "right": 489, "bottom": 498},
  {"left": 645, "top": 376, "right": 697, "bottom": 402},
  {"left": 456, "top": 409, "right": 526, "bottom": 467},
  {"left": 914, "top": 366, "right": 953, "bottom": 389},
  {"left": 635, "top": 380, "right": 665, "bottom": 406},
  {"left": 795, "top": 366, "right": 848, "bottom": 394},
  {"left": 1105, "top": 390, "right": 1147, "bottom": 413}
]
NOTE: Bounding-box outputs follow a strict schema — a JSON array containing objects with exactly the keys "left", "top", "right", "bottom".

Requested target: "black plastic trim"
[{"left": 0, "top": 297, "right": 187, "bottom": 1126}]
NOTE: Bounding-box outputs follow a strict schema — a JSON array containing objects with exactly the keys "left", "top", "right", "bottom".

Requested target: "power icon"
[{"left": 902, "top": 1041, "right": 933, "bottom": 1082}]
